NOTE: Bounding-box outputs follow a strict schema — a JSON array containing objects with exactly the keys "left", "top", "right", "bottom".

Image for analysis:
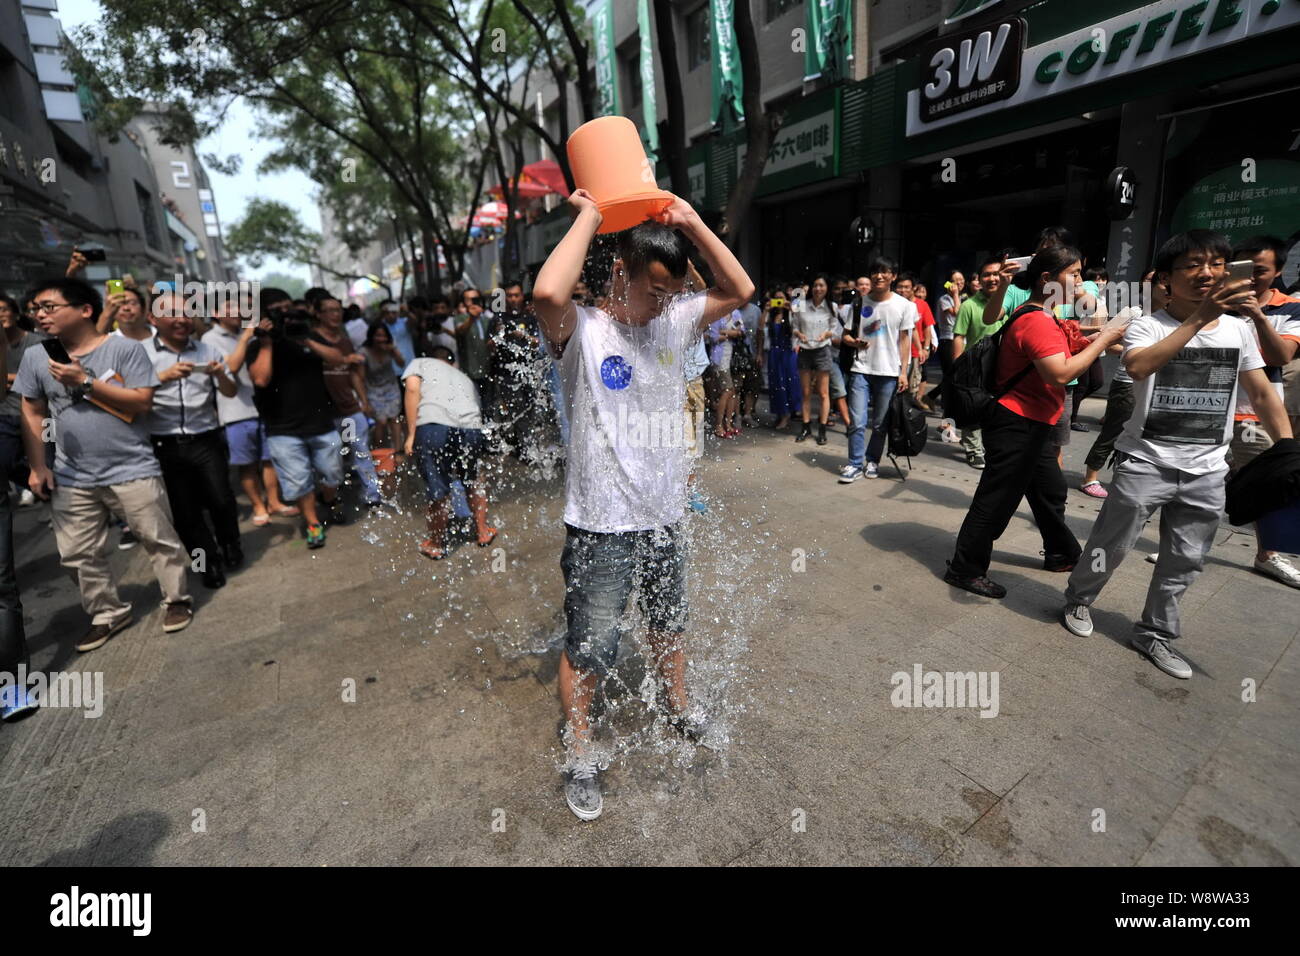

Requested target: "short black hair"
[
  {"left": 894, "top": 271, "right": 917, "bottom": 286},
  {"left": 1154, "top": 229, "right": 1232, "bottom": 276},
  {"left": 868, "top": 256, "right": 898, "bottom": 276},
  {"left": 407, "top": 295, "right": 430, "bottom": 311},
  {"left": 502, "top": 278, "right": 523, "bottom": 292},
  {"left": 1232, "top": 235, "right": 1289, "bottom": 270},
  {"left": 429, "top": 345, "right": 455, "bottom": 362},
  {"left": 260, "top": 287, "right": 292, "bottom": 314},
  {"left": 978, "top": 257, "right": 1004, "bottom": 274},
  {"left": 303, "top": 286, "right": 332, "bottom": 306},
  {"left": 427, "top": 292, "right": 448, "bottom": 307},
  {"left": 1085, "top": 266, "right": 1109, "bottom": 282},
  {"left": 615, "top": 221, "right": 689, "bottom": 279},
  {"left": 1036, "top": 225, "right": 1076, "bottom": 250},
  {"left": 0, "top": 293, "right": 33, "bottom": 331},
  {"left": 363, "top": 319, "right": 393, "bottom": 347},
  {"left": 27, "top": 276, "right": 101, "bottom": 324}
]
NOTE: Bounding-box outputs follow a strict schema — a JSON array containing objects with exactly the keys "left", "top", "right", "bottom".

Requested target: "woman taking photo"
[
  {"left": 933, "top": 270, "right": 965, "bottom": 411},
  {"left": 944, "top": 245, "right": 1131, "bottom": 599},
  {"left": 792, "top": 274, "right": 836, "bottom": 444}
]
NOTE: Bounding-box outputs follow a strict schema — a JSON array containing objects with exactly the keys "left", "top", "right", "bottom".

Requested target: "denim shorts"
[
  {"left": 413, "top": 423, "right": 487, "bottom": 501},
  {"left": 265, "top": 430, "right": 344, "bottom": 501},
  {"left": 224, "top": 418, "right": 269, "bottom": 466},
  {"left": 561, "top": 523, "right": 687, "bottom": 675}
]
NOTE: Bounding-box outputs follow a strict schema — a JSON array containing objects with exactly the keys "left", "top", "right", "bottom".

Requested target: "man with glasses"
[
  {"left": 147, "top": 290, "right": 243, "bottom": 590},
  {"left": 15, "top": 277, "right": 194, "bottom": 650},
  {"left": 1061, "top": 231, "right": 1293, "bottom": 680}
]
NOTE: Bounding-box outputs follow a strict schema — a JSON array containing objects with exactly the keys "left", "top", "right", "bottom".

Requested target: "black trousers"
[
  {"left": 1070, "top": 359, "right": 1105, "bottom": 423},
  {"left": 0, "top": 482, "right": 26, "bottom": 674},
  {"left": 935, "top": 338, "right": 956, "bottom": 408},
  {"left": 950, "top": 403, "right": 1080, "bottom": 578},
  {"left": 152, "top": 430, "right": 241, "bottom": 566}
]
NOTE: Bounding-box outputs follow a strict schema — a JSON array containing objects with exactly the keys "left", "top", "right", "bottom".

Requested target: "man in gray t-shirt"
[{"left": 15, "top": 277, "right": 192, "bottom": 650}]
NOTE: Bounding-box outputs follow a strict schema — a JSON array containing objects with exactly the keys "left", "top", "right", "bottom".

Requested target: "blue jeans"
[
  {"left": 265, "top": 431, "right": 344, "bottom": 502},
  {"left": 847, "top": 373, "right": 897, "bottom": 468},
  {"left": 336, "top": 413, "right": 383, "bottom": 504},
  {"left": 413, "top": 423, "right": 487, "bottom": 501}
]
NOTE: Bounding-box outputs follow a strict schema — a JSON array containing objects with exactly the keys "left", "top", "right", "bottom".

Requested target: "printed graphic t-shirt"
[
  {"left": 1118, "top": 310, "right": 1264, "bottom": 475},
  {"left": 842, "top": 293, "right": 917, "bottom": 377},
  {"left": 555, "top": 293, "right": 706, "bottom": 533}
]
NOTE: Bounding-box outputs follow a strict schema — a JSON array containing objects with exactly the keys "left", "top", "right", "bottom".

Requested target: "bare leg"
[
  {"left": 647, "top": 629, "right": 688, "bottom": 714},
  {"left": 558, "top": 653, "right": 598, "bottom": 752},
  {"left": 799, "top": 368, "right": 812, "bottom": 424},
  {"left": 816, "top": 372, "right": 830, "bottom": 425},
  {"left": 468, "top": 485, "right": 496, "bottom": 544},
  {"left": 425, "top": 498, "right": 449, "bottom": 551},
  {"left": 836, "top": 396, "right": 851, "bottom": 427},
  {"left": 298, "top": 492, "right": 321, "bottom": 526},
  {"left": 262, "top": 461, "right": 288, "bottom": 511},
  {"left": 238, "top": 464, "right": 269, "bottom": 517}
]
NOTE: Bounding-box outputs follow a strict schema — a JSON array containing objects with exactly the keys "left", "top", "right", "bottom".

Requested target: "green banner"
[
  {"left": 592, "top": 0, "right": 619, "bottom": 117},
  {"left": 803, "top": 0, "right": 852, "bottom": 83},
  {"left": 710, "top": 0, "right": 743, "bottom": 126},
  {"left": 637, "top": 0, "right": 658, "bottom": 158}
]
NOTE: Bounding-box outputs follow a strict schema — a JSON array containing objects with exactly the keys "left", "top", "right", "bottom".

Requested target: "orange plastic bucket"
[
  {"left": 566, "top": 116, "right": 674, "bottom": 234},
  {"left": 372, "top": 447, "right": 397, "bottom": 474}
]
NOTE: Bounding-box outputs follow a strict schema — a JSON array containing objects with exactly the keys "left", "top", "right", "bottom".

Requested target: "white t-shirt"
[
  {"left": 345, "top": 318, "right": 369, "bottom": 350},
  {"left": 555, "top": 293, "right": 706, "bottom": 533},
  {"left": 200, "top": 326, "right": 259, "bottom": 425},
  {"left": 839, "top": 293, "right": 917, "bottom": 377},
  {"left": 1118, "top": 310, "right": 1264, "bottom": 475},
  {"left": 793, "top": 299, "right": 836, "bottom": 349},
  {"left": 401, "top": 357, "right": 482, "bottom": 428}
]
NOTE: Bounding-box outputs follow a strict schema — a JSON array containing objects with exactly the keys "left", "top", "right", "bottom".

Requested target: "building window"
[
  {"left": 135, "top": 184, "right": 162, "bottom": 250},
  {"left": 686, "top": 4, "right": 710, "bottom": 71},
  {"left": 765, "top": 0, "right": 802, "bottom": 23}
]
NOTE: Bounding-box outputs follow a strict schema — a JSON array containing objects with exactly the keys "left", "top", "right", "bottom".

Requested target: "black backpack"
[
  {"left": 946, "top": 303, "right": 1038, "bottom": 428},
  {"left": 886, "top": 389, "right": 929, "bottom": 478}
]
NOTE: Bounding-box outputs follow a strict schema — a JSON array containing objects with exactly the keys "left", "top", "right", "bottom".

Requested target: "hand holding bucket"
[{"left": 566, "top": 116, "right": 675, "bottom": 234}]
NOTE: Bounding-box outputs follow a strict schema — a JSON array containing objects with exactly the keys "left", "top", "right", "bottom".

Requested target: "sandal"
[
  {"left": 418, "top": 539, "right": 445, "bottom": 560},
  {"left": 272, "top": 505, "right": 301, "bottom": 517},
  {"left": 252, "top": 513, "right": 270, "bottom": 527},
  {"left": 477, "top": 527, "right": 499, "bottom": 548},
  {"left": 1079, "top": 480, "right": 1109, "bottom": 499}
]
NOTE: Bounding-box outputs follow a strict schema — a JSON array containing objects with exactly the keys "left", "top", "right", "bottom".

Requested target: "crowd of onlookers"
[{"left": 2, "top": 222, "right": 1298, "bottom": 725}]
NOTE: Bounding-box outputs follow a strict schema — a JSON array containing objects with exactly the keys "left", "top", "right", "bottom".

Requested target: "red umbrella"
[{"left": 488, "top": 159, "right": 571, "bottom": 201}]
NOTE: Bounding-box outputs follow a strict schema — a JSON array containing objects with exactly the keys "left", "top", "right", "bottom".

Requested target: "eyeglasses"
[
  {"left": 32, "top": 300, "right": 73, "bottom": 314},
  {"left": 1172, "top": 258, "right": 1225, "bottom": 273},
  {"left": 465, "top": 297, "right": 482, "bottom": 305}
]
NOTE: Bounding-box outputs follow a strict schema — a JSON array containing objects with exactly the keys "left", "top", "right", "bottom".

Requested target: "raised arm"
[
  {"left": 1126, "top": 278, "right": 1252, "bottom": 381},
  {"left": 656, "top": 196, "right": 755, "bottom": 330},
  {"left": 533, "top": 189, "right": 603, "bottom": 349}
]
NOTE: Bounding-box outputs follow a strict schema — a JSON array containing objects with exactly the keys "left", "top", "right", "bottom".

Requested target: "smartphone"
[
  {"left": 1226, "top": 259, "right": 1254, "bottom": 283},
  {"left": 1005, "top": 255, "right": 1031, "bottom": 270},
  {"left": 78, "top": 247, "right": 107, "bottom": 262},
  {"left": 41, "top": 338, "right": 73, "bottom": 365},
  {"left": 106, "top": 279, "right": 125, "bottom": 296}
]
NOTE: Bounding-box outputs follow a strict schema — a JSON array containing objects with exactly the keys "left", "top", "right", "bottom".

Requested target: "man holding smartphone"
[
  {"left": 147, "top": 290, "right": 243, "bottom": 589},
  {"left": 14, "top": 277, "right": 194, "bottom": 651}
]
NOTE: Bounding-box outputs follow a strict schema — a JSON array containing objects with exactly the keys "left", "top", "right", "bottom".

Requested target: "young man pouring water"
[{"left": 533, "top": 188, "right": 754, "bottom": 821}]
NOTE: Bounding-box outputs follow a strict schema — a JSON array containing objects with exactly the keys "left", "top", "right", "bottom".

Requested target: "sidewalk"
[{"left": 1, "top": 397, "right": 1296, "bottom": 865}]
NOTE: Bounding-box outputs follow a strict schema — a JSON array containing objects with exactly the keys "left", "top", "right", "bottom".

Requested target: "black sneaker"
[
  {"left": 221, "top": 542, "right": 245, "bottom": 571},
  {"left": 816, "top": 423, "right": 828, "bottom": 445},
  {"left": 1042, "top": 552, "right": 1078, "bottom": 573},
  {"left": 943, "top": 567, "right": 1007, "bottom": 599},
  {"left": 201, "top": 559, "right": 227, "bottom": 590},
  {"left": 118, "top": 527, "right": 138, "bottom": 550}
]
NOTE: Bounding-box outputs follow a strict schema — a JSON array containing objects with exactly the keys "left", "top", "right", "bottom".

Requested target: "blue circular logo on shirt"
[
  {"left": 860, "top": 305, "right": 874, "bottom": 319},
  {"left": 600, "top": 355, "right": 632, "bottom": 390}
]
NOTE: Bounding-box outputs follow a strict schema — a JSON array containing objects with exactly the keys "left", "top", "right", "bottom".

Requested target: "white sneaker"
[
  {"left": 838, "top": 465, "right": 863, "bottom": 484},
  {"left": 1145, "top": 552, "right": 1159, "bottom": 564},
  {"left": 1061, "top": 603, "right": 1094, "bottom": 637},
  {"left": 864, "top": 462, "right": 879, "bottom": 479},
  {"left": 1254, "top": 553, "right": 1300, "bottom": 589}
]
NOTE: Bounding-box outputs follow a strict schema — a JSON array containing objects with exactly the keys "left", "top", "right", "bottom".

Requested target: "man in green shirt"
[{"left": 951, "top": 258, "right": 1007, "bottom": 469}]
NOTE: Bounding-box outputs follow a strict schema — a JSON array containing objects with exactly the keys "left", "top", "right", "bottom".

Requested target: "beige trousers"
[{"left": 50, "top": 475, "right": 192, "bottom": 626}]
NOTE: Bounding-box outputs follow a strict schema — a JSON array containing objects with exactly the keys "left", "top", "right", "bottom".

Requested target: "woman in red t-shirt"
[{"left": 945, "top": 245, "right": 1130, "bottom": 599}]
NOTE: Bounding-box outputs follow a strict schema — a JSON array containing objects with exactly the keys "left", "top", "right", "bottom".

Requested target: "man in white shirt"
[
  {"left": 401, "top": 346, "right": 496, "bottom": 560},
  {"left": 838, "top": 258, "right": 916, "bottom": 482},
  {"left": 1062, "top": 231, "right": 1293, "bottom": 680},
  {"left": 532, "top": 190, "right": 754, "bottom": 822}
]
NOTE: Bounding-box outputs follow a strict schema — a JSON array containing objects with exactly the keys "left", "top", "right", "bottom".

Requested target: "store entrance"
[{"left": 757, "top": 185, "right": 859, "bottom": 291}]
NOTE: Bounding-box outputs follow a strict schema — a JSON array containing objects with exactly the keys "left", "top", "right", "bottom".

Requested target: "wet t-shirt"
[{"left": 555, "top": 294, "right": 706, "bottom": 533}]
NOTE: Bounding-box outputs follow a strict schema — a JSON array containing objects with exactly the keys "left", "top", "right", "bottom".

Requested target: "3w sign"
[{"left": 917, "top": 17, "right": 1025, "bottom": 124}]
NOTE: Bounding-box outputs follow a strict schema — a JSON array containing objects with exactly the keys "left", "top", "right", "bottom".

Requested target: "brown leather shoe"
[
  {"left": 162, "top": 604, "right": 193, "bottom": 633},
  {"left": 76, "top": 616, "right": 133, "bottom": 653}
]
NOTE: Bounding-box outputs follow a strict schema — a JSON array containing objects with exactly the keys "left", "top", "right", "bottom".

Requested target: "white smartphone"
[
  {"left": 1226, "top": 259, "right": 1254, "bottom": 283},
  {"left": 1005, "top": 255, "right": 1031, "bottom": 270}
]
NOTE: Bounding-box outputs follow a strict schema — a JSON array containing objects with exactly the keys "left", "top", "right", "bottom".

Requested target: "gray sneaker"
[
  {"left": 1131, "top": 635, "right": 1192, "bottom": 679},
  {"left": 563, "top": 757, "right": 603, "bottom": 821},
  {"left": 1061, "top": 603, "right": 1093, "bottom": 637}
]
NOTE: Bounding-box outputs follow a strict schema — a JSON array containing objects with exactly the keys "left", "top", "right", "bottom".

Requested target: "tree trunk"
[
  {"left": 720, "top": 0, "right": 776, "bottom": 248},
  {"left": 653, "top": 0, "right": 689, "bottom": 197}
]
